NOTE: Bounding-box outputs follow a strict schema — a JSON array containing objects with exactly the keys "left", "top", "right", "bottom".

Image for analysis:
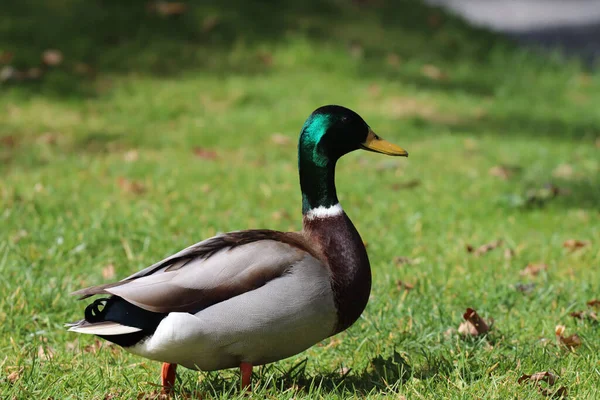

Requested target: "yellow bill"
[{"left": 361, "top": 129, "right": 408, "bottom": 156}]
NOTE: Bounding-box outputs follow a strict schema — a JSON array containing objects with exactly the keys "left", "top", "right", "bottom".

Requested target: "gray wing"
[{"left": 72, "top": 232, "right": 315, "bottom": 314}]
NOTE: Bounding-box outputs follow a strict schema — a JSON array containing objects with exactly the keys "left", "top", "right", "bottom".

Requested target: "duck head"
[{"left": 298, "top": 105, "right": 408, "bottom": 214}]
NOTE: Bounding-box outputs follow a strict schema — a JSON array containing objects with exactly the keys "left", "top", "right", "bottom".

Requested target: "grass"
[{"left": 1, "top": 0, "right": 599, "bottom": 398}]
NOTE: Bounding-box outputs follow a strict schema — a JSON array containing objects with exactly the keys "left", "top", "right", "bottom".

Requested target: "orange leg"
[
  {"left": 240, "top": 362, "right": 253, "bottom": 391},
  {"left": 161, "top": 363, "right": 177, "bottom": 394}
]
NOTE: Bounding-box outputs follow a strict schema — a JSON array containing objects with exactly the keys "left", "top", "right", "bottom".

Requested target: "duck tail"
[{"left": 66, "top": 297, "right": 142, "bottom": 335}]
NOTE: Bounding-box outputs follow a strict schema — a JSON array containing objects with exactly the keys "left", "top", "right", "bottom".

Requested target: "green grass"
[{"left": 1, "top": 0, "right": 599, "bottom": 398}]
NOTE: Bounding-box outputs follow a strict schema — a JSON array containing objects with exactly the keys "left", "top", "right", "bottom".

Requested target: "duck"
[{"left": 67, "top": 105, "right": 408, "bottom": 393}]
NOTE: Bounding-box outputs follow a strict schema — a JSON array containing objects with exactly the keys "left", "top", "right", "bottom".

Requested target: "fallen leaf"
[
  {"left": 518, "top": 371, "right": 567, "bottom": 398},
  {"left": 202, "top": 15, "right": 220, "bottom": 32},
  {"left": 539, "top": 386, "right": 568, "bottom": 398},
  {"left": 7, "top": 368, "right": 22, "bottom": 384},
  {"left": 37, "top": 345, "right": 55, "bottom": 361},
  {"left": 459, "top": 308, "right": 490, "bottom": 336},
  {"left": 504, "top": 248, "right": 515, "bottom": 259},
  {"left": 270, "top": 133, "right": 290, "bottom": 145},
  {"left": 514, "top": 283, "right": 536, "bottom": 294},
  {"left": 137, "top": 391, "right": 169, "bottom": 400},
  {"left": 555, "top": 325, "right": 581, "bottom": 349},
  {"left": 421, "top": 64, "right": 447, "bottom": 81},
  {"left": 117, "top": 177, "right": 146, "bottom": 194},
  {"left": 396, "top": 280, "right": 414, "bottom": 291},
  {"left": 148, "top": 1, "right": 188, "bottom": 17},
  {"left": 124, "top": 150, "right": 139, "bottom": 162},
  {"left": 193, "top": 147, "right": 218, "bottom": 160},
  {"left": 339, "top": 366, "right": 350, "bottom": 376},
  {"left": 42, "top": 49, "right": 63, "bottom": 66},
  {"left": 367, "top": 83, "right": 381, "bottom": 96},
  {"left": 84, "top": 339, "right": 106, "bottom": 354},
  {"left": 489, "top": 165, "right": 520, "bottom": 180},
  {"left": 466, "top": 239, "right": 502, "bottom": 256},
  {"left": 0, "top": 51, "right": 13, "bottom": 64},
  {"left": 552, "top": 164, "right": 574, "bottom": 179},
  {"left": 0, "top": 135, "right": 17, "bottom": 148},
  {"left": 518, "top": 371, "right": 558, "bottom": 385},
  {"left": 73, "top": 62, "right": 95, "bottom": 76},
  {"left": 37, "top": 132, "right": 59, "bottom": 145},
  {"left": 391, "top": 179, "right": 421, "bottom": 190},
  {"left": 520, "top": 263, "right": 547, "bottom": 277},
  {"left": 257, "top": 50, "right": 273, "bottom": 66},
  {"left": 569, "top": 310, "right": 598, "bottom": 321},
  {"left": 563, "top": 239, "right": 589, "bottom": 251},
  {"left": 587, "top": 299, "right": 600, "bottom": 308},
  {"left": 102, "top": 264, "right": 116, "bottom": 279},
  {"left": 427, "top": 12, "right": 442, "bottom": 27},
  {"left": 386, "top": 53, "right": 401, "bottom": 67},
  {"left": 394, "top": 256, "right": 413, "bottom": 266},
  {"left": 26, "top": 67, "right": 43, "bottom": 79}
]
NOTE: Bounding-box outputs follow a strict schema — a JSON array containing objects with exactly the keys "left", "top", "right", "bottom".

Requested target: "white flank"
[
  {"left": 68, "top": 321, "right": 142, "bottom": 335},
  {"left": 305, "top": 203, "right": 343, "bottom": 220}
]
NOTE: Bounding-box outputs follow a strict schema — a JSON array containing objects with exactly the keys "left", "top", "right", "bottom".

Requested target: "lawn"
[{"left": 1, "top": 0, "right": 599, "bottom": 398}]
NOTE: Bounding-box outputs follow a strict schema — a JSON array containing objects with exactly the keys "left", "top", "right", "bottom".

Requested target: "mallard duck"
[{"left": 67, "top": 105, "right": 408, "bottom": 393}]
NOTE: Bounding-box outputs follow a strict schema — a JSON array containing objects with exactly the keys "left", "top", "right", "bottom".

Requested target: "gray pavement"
[{"left": 424, "top": 0, "right": 600, "bottom": 64}]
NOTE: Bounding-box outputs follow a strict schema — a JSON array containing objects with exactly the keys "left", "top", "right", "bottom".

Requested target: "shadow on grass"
[
  {"left": 1, "top": 0, "right": 511, "bottom": 97},
  {"left": 188, "top": 350, "right": 463, "bottom": 397}
]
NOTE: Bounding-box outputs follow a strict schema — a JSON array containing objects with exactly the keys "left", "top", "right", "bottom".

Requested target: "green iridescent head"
[{"left": 298, "top": 105, "right": 408, "bottom": 214}]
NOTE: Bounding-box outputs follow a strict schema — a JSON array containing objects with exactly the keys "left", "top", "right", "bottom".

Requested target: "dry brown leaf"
[
  {"left": 37, "top": 132, "right": 59, "bottom": 145},
  {"left": 466, "top": 240, "right": 502, "bottom": 256},
  {"left": 124, "top": 150, "right": 139, "bottom": 162},
  {"left": 270, "top": 133, "right": 290, "bottom": 145},
  {"left": 552, "top": 164, "right": 574, "bottom": 178},
  {"left": 73, "top": 62, "right": 95, "bottom": 76},
  {"left": 391, "top": 179, "right": 421, "bottom": 190},
  {"left": 149, "top": 1, "right": 187, "bottom": 17},
  {"left": 587, "top": 299, "right": 600, "bottom": 308},
  {"left": 42, "top": 49, "right": 63, "bottom": 66},
  {"left": 102, "top": 264, "right": 116, "bottom": 279},
  {"left": 518, "top": 371, "right": 567, "bottom": 398},
  {"left": 539, "top": 386, "right": 568, "bottom": 398},
  {"left": 518, "top": 371, "right": 559, "bottom": 385},
  {"left": 202, "top": 15, "right": 220, "bottom": 32},
  {"left": 458, "top": 321, "right": 478, "bottom": 336},
  {"left": 489, "top": 165, "right": 515, "bottom": 180},
  {"left": 137, "top": 391, "right": 169, "bottom": 400},
  {"left": 193, "top": 147, "right": 218, "bottom": 160},
  {"left": 463, "top": 308, "right": 490, "bottom": 335},
  {"left": 394, "top": 256, "right": 413, "bottom": 266},
  {"left": 7, "top": 368, "right": 22, "bottom": 384},
  {"left": 569, "top": 310, "right": 598, "bottom": 321},
  {"left": 1, "top": 135, "right": 17, "bottom": 148},
  {"left": 520, "top": 263, "right": 547, "bottom": 277},
  {"left": 38, "top": 345, "right": 55, "bottom": 361},
  {"left": 117, "top": 177, "right": 146, "bottom": 194},
  {"left": 257, "top": 50, "right": 273, "bottom": 66},
  {"left": 26, "top": 67, "right": 43, "bottom": 79},
  {"left": 84, "top": 339, "right": 105, "bottom": 354},
  {"left": 367, "top": 83, "right": 381, "bottom": 96},
  {"left": 0, "top": 51, "right": 13, "bottom": 64},
  {"left": 563, "top": 239, "right": 589, "bottom": 251},
  {"left": 427, "top": 12, "right": 442, "bottom": 27},
  {"left": 555, "top": 325, "right": 582, "bottom": 349},
  {"left": 386, "top": 53, "right": 401, "bottom": 67},
  {"left": 421, "top": 64, "right": 447, "bottom": 81},
  {"left": 396, "top": 280, "right": 414, "bottom": 292}
]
